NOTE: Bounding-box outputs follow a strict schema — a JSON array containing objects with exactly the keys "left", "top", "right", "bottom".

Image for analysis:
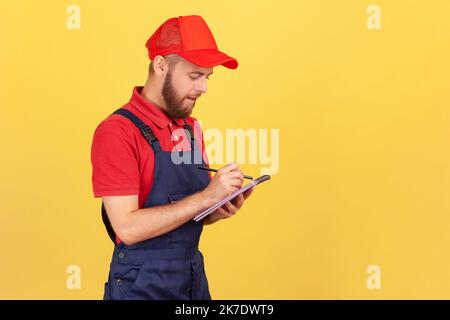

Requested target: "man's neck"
[{"left": 140, "top": 82, "right": 166, "bottom": 111}]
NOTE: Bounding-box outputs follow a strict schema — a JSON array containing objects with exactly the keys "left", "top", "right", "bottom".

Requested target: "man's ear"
[{"left": 153, "top": 55, "right": 168, "bottom": 76}]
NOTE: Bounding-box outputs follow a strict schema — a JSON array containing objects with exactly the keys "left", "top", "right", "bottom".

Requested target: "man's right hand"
[{"left": 201, "top": 163, "right": 244, "bottom": 204}]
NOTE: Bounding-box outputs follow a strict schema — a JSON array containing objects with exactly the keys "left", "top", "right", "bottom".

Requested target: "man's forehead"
[{"left": 179, "top": 57, "right": 213, "bottom": 74}]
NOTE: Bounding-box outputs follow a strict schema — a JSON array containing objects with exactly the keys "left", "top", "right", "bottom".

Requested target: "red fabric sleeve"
[{"left": 91, "top": 116, "right": 141, "bottom": 197}]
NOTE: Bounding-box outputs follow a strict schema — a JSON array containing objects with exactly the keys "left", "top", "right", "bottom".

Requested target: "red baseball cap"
[{"left": 145, "top": 15, "right": 238, "bottom": 69}]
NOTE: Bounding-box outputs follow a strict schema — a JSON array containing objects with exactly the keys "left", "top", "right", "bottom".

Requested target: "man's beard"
[{"left": 161, "top": 71, "right": 194, "bottom": 119}]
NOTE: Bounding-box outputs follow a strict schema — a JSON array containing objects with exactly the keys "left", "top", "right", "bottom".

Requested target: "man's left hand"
[{"left": 204, "top": 187, "right": 254, "bottom": 224}]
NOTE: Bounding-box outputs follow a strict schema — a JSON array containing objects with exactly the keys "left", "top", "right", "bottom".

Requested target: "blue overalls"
[{"left": 101, "top": 108, "right": 212, "bottom": 300}]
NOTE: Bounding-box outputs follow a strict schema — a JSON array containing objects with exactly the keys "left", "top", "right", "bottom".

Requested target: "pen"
[{"left": 197, "top": 166, "right": 254, "bottom": 180}]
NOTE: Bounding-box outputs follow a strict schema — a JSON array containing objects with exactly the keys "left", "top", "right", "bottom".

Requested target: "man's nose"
[{"left": 195, "top": 78, "right": 207, "bottom": 94}]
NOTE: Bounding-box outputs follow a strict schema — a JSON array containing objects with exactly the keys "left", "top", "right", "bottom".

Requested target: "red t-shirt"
[{"left": 91, "top": 86, "right": 211, "bottom": 210}]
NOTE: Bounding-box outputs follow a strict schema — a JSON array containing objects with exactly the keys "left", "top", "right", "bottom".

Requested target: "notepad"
[{"left": 193, "top": 175, "right": 271, "bottom": 222}]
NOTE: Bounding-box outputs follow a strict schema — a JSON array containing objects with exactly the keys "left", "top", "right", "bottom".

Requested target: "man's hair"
[{"left": 149, "top": 54, "right": 183, "bottom": 75}]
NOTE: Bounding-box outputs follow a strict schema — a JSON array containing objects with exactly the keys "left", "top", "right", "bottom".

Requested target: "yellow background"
[{"left": 1, "top": 0, "right": 449, "bottom": 299}]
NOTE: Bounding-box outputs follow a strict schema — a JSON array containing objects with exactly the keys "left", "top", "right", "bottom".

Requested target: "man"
[{"left": 91, "top": 15, "right": 253, "bottom": 300}]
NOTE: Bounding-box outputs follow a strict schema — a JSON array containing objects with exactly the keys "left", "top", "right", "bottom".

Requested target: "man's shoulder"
[{"left": 93, "top": 105, "right": 138, "bottom": 139}]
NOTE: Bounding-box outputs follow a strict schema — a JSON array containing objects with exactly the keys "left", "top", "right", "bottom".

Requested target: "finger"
[
  {"left": 231, "top": 194, "right": 244, "bottom": 209},
  {"left": 228, "top": 178, "right": 243, "bottom": 189},
  {"left": 222, "top": 201, "right": 238, "bottom": 215},
  {"left": 226, "top": 171, "right": 244, "bottom": 182},
  {"left": 218, "top": 162, "right": 238, "bottom": 174},
  {"left": 224, "top": 176, "right": 243, "bottom": 189},
  {"left": 243, "top": 186, "right": 254, "bottom": 199},
  {"left": 216, "top": 206, "right": 233, "bottom": 218}
]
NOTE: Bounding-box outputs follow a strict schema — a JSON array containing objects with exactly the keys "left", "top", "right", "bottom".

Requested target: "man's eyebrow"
[{"left": 189, "top": 71, "right": 213, "bottom": 76}]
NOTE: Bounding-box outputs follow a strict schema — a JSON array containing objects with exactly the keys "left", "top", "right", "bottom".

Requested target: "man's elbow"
[
  {"left": 111, "top": 209, "right": 163, "bottom": 245},
  {"left": 116, "top": 229, "right": 139, "bottom": 246},
  {"left": 115, "top": 223, "right": 140, "bottom": 246},
  {"left": 111, "top": 209, "right": 142, "bottom": 246}
]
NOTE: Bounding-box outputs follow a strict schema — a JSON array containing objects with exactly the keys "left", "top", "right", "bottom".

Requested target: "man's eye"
[{"left": 189, "top": 75, "right": 211, "bottom": 80}]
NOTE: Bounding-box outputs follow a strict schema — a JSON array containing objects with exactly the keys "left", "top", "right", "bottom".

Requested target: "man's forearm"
[{"left": 119, "top": 190, "right": 215, "bottom": 245}]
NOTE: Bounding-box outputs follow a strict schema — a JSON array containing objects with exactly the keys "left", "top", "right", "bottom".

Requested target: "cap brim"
[{"left": 178, "top": 49, "right": 238, "bottom": 69}]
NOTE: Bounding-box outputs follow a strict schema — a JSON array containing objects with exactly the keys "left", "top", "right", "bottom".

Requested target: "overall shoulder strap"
[
  {"left": 113, "top": 108, "right": 160, "bottom": 151},
  {"left": 182, "top": 119, "right": 205, "bottom": 165},
  {"left": 182, "top": 119, "right": 195, "bottom": 144}
]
